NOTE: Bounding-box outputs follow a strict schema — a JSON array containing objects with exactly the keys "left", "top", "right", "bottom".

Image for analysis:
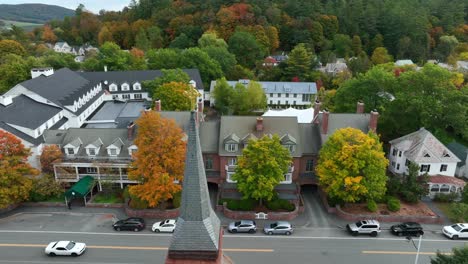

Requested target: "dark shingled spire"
[{"left": 167, "top": 111, "right": 221, "bottom": 260}]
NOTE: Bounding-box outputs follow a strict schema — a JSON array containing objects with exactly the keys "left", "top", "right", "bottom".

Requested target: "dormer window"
[
  {"left": 128, "top": 145, "right": 138, "bottom": 157},
  {"left": 284, "top": 144, "right": 295, "bottom": 153},
  {"left": 226, "top": 143, "right": 238, "bottom": 152},
  {"left": 64, "top": 137, "right": 82, "bottom": 156},
  {"left": 107, "top": 138, "right": 124, "bottom": 157},
  {"left": 280, "top": 134, "right": 296, "bottom": 154},
  {"left": 443, "top": 152, "right": 450, "bottom": 157},
  {"left": 424, "top": 153, "right": 430, "bottom": 157},
  {"left": 109, "top": 148, "right": 117, "bottom": 156},
  {"left": 88, "top": 148, "right": 96, "bottom": 156},
  {"left": 133, "top": 83, "right": 141, "bottom": 90},
  {"left": 67, "top": 148, "right": 75, "bottom": 155},
  {"left": 121, "top": 83, "right": 130, "bottom": 91},
  {"left": 109, "top": 83, "right": 118, "bottom": 92}
]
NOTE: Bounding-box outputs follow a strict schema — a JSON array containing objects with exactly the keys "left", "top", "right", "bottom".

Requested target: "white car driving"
[
  {"left": 442, "top": 223, "right": 468, "bottom": 239},
  {"left": 45, "top": 241, "right": 86, "bottom": 256},
  {"left": 152, "top": 219, "right": 177, "bottom": 233}
]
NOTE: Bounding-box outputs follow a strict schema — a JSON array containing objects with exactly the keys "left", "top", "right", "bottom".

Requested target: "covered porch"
[
  {"left": 428, "top": 175, "right": 466, "bottom": 198},
  {"left": 64, "top": 175, "right": 97, "bottom": 206}
]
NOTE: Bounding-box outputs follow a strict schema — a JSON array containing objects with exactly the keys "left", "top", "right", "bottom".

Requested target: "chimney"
[
  {"left": 104, "top": 65, "right": 108, "bottom": 72},
  {"left": 0, "top": 95, "right": 13, "bottom": 106},
  {"left": 313, "top": 100, "right": 321, "bottom": 123},
  {"left": 127, "top": 122, "right": 135, "bottom": 141},
  {"left": 356, "top": 100, "right": 365, "bottom": 113},
  {"left": 369, "top": 109, "right": 379, "bottom": 132},
  {"left": 321, "top": 109, "right": 329, "bottom": 134},
  {"left": 256, "top": 117, "right": 264, "bottom": 132},
  {"left": 31, "top": 67, "right": 54, "bottom": 79},
  {"left": 154, "top": 99, "right": 161, "bottom": 111}
]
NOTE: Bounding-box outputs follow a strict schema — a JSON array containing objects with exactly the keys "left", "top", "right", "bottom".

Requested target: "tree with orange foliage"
[
  {"left": 0, "top": 131, "right": 39, "bottom": 208},
  {"left": 41, "top": 25, "right": 57, "bottom": 43},
  {"left": 128, "top": 111, "right": 186, "bottom": 208},
  {"left": 40, "top": 145, "right": 62, "bottom": 174}
]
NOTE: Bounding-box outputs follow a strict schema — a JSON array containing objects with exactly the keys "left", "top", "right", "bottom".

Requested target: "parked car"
[
  {"left": 45, "top": 241, "right": 86, "bottom": 256},
  {"left": 390, "top": 222, "right": 424, "bottom": 237},
  {"left": 442, "top": 223, "right": 468, "bottom": 239},
  {"left": 346, "top": 220, "right": 381, "bottom": 237},
  {"left": 113, "top": 217, "right": 146, "bottom": 231},
  {"left": 228, "top": 220, "right": 257, "bottom": 233},
  {"left": 152, "top": 219, "right": 177, "bottom": 233},
  {"left": 263, "top": 221, "right": 293, "bottom": 235}
]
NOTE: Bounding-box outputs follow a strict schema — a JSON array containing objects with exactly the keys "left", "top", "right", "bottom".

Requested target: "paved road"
[{"left": 0, "top": 210, "right": 465, "bottom": 264}]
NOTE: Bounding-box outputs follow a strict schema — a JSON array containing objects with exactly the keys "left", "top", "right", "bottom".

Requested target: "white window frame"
[
  {"left": 225, "top": 143, "right": 238, "bottom": 152},
  {"left": 108, "top": 148, "right": 118, "bottom": 156},
  {"left": 134, "top": 93, "right": 142, "bottom": 99},
  {"left": 420, "top": 164, "right": 430, "bottom": 172},
  {"left": 133, "top": 83, "right": 141, "bottom": 90},
  {"left": 66, "top": 148, "right": 75, "bottom": 155},
  {"left": 87, "top": 148, "right": 97, "bottom": 156},
  {"left": 440, "top": 164, "right": 448, "bottom": 172},
  {"left": 121, "top": 83, "right": 130, "bottom": 91},
  {"left": 86, "top": 167, "right": 97, "bottom": 174},
  {"left": 109, "top": 83, "right": 118, "bottom": 92},
  {"left": 228, "top": 158, "right": 237, "bottom": 166},
  {"left": 122, "top": 94, "right": 130, "bottom": 99}
]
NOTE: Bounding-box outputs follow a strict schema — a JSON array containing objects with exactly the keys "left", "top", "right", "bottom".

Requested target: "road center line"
[{"left": 362, "top": 250, "right": 452, "bottom": 255}]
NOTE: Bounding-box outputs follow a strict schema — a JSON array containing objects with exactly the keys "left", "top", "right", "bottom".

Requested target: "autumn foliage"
[
  {"left": 0, "top": 130, "right": 39, "bottom": 208},
  {"left": 128, "top": 111, "right": 186, "bottom": 208},
  {"left": 316, "top": 128, "right": 388, "bottom": 204},
  {"left": 40, "top": 145, "right": 63, "bottom": 174}
]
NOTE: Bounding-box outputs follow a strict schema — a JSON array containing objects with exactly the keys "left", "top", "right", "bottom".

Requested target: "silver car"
[
  {"left": 228, "top": 220, "right": 257, "bottom": 233},
  {"left": 263, "top": 221, "right": 293, "bottom": 235}
]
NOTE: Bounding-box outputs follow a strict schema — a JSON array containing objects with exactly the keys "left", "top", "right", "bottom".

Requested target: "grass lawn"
[
  {"left": 43, "top": 193, "right": 65, "bottom": 203},
  {"left": 434, "top": 202, "right": 457, "bottom": 222},
  {"left": 92, "top": 192, "right": 124, "bottom": 203}
]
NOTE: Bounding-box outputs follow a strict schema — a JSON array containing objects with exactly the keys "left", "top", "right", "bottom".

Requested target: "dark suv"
[
  {"left": 390, "top": 222, "right": 424, "bottom": 237},
  {"left": 113, "top": 217, "right": 146, "bottom": 231}
]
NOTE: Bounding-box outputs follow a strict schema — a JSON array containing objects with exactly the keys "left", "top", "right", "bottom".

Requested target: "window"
[
  {"left": 306, "top": 160, "right": 314, "bottom": 171},
  {"left": 396, "top": 164, "right": 400, "bottom": 170},
  {"left": 398, "top": 151, "right": 402, "bottom": 157},
  {"left": 293, "top": 101, "right": 296, "bottom": 105},
  {"left": 277, "top": 93, "right": 281, "bottom": 97},
  {"left": 440, "top": 164, "right": 448, "bottom": 172},
  {"left": 122, "top": 94, "right": 130, "bottom": 99},
  {"left": 121, "top": 83, "right": 130, "bottom": 91},
  {"left": 109, "top": 149, "right": 117, "bottom": 156},
  {"left": 302, "top": 94, "right": 311, "bottom": 102},
  {"left": 285, "top": 100, "right": 289, "bottom": 105},
  {"left": 112, "top": 95, "right": 118, "bottom": 99},
  {"left": 392, "top": 148, "right": 398, "bottom": 156},
  {"left": 405, "top": 159, "right": 410, "bottom": 166},
  {"left": 133, "top": 83, "right": 141, "bottom": 90},
  {"left": 270, "top": 100, "right": 273, "bottom": 105},
  {"left": 420, "top": 164, "right": 430, "bottom": 172},
  {"left": 109, "top": 84, "right": 118, "bottom": 91},
  {"left": 270, "top": 93, "right": 273, "bottom": 97},
  {"left": 205, "top": 157, "right": 213, "bottom": 170},
  {"left": 67, "top": 148, "right": 75, "bottom": 155},
  {"left": 225, "top": 143, "right": 237, "bottom": 152},
  {"left": 284, "top": 144, "right": 295, "bottom": 153},
  {"left": 228, "top": 158, "right": 237, "bottom": 166},
  {"left": 277, "top": 100, "right": 280, "bottom": 105},
  {"left": 86, "top": 167, "right": 97, "bottom": 174},
  {"left": 293, "top": 94, "right": 297, "bottom": 98},
  {"left": 286, "top": 93, "right": 289, "bottom": 98},
  {"left": 88, "top": 148, "right": 96, "bottom": 156},
  {"left": 134, "top": 93, "right": 142, "bottom": 99},
  {"left": 391, "top": 161, "right": 395, "bottom": 168},
  {"left": 424, "top": 153, "right": 431, "bottom": 157}
]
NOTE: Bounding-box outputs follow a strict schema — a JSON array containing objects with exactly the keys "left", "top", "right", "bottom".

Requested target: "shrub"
[
  {"left": 129, "top": 195, "right": 149, "bottom": 209},
  {"left": 450, "top": 203, "right": 468, "bottom": 222},
  {"left": 238, "top": 199, "right": 255, "bottom": 211},
  {"left": 401, "top": 190, "right": 418, "bottom": 204},
  {"left": 387, "top": 197, "right": 401, "bottom": 212},
  {"left": 172, "top": 191, "right": 181, "bottom": 208},
  {"left": 433, "top": 193, "right": 458, "bottom": 203},
  {"left": 122, "top": 186, "right": 130, "bottom": 200},
  {"left": 461, "top": 188, "right": 468, "bottom": 204},
  {"left": 266, "top": 198, "right": 295, "bottom": 211},
  {"left": 29, "top": 175, "right": 63, "bottom": 202},
  {"left": 266, "top": 199, "right": 280, "bottom": 210},
  {"left": 226, "top": 199, "right": 240, "bottom": 210},
  {"left": 367, "top": 200, "right": 378, "bottom": 212}
]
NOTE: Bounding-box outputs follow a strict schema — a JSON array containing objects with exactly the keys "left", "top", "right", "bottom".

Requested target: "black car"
[
  {"left": 390, "top": 222, "right": 424, "bottom": 237},
  {"left": 113, "top": 217, "right": 146, "bottom": 231}
]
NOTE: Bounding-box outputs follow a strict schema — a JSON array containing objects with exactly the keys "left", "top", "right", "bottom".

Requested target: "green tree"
[
  {"left": 147, "top": 26, "right": 165, "bottom": 49},
  {"left": 135, "top": 28, "right": 150, "bottom": 51},
  {"left": 98, "top": 42, "right": 131, "bottom": 71},
  {"left": 179, "top": 48, "right": 223, "bottom": 89},
  {"left": 333, "top": 34, "right": 353, "bottom": 58},
  {"left": 202, "top": 46, "right": 237, "bottom": 76},
  {"left": 0, "top": 54, "right": 31, "bottom": 94},
  {"left": 348, "top": 51, "right": 372, "bottom": 76},
  {"left": 431, "top": 246, "right": 468, "bottom": 264},
  {"left": 146, "top": 48, "right": 180, "bottom": 70},
  {"left": 226, "top": 64, "right": 255, "bottom": 80},
  {"left": 232, "top": 135, "right": 292, "bottom": 206},
  {"left": 212, "top": 78, "right": 234, "bottom": 115},
  {"left": 152, "top": 82, "right": 199, "bottom": 111},
  {"left": 371, "top": 47, "right": 393, "bottom": 65},
  {"left": 198, "top": 32, "right": 227, "bottom": 49},
  {"left": 400, "top": 162, "right": 429, "bottom": 203},
  {"left": 316, "top": 128, "right": 388, "bottom": 203},
  {"left": 41, "top": 52, "right": 80, "bottom": 70},
  {"left": 143, "top": 69, "right": 190, "bottom": 98},
  {"left": 284, "top": 43, "right": 312, "bottom": 81},
  {"left": 169, "top": 33, "right": 195, "bottom": 49},
  {"left": 231, "top": 81, "right": 267, "bottom": 115},
  {"left": 352, "top": 35, "right": 363, "bottom": 55},
  {"left": 0, "top": 40, "right": 26, "bottom": 59},
  {"left": 434, "top": 35, "right": 459, "bottom": 62},
  {"left": 228, "top": 31, "right": 265, "bottom": 68}
]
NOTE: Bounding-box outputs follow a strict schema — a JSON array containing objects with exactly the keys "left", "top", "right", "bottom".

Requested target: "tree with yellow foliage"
[
  {"left": 316, "top": 128, "right": 388, "bottom": 203},
  {"left": 128, "top": 111, "right": 186, "bottom": 208}
]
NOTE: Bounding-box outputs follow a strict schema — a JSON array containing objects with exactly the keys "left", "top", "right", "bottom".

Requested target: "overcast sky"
[{"left": 0, "top": 0, "right": 131, "bottom": 13}]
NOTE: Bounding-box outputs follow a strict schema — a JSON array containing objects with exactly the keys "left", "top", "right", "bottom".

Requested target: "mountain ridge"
[{"left": 0, "top": 3, "right": 74, "bottom": 24}]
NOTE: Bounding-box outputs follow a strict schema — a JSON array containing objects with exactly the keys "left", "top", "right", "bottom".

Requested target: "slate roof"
[
  {"left": 19, "top": 68, "right": 92, "bottom": 106},
  {"left": 317, "top": 112, "right": 371, "bottom": 141},
  {"left": 0, "top": 95, "right": 62, "bottom": 129},
  {"left": 446, "top": 141, "right": 467, "bottom": 167},
  {"left": 78, "top": 69, "right": 204, "bottom": 91},
  {"left": 0, "top": 122, "right": 44, "bottom": 145},
  {"left": 44, "top": 128, "right": 134, "bottom": 160},
  {"left": 210, "top": 80, "right": 317, "bottom": 94},
  {"left": 218, "top": 116, "right": 302, "bottom": 157},
  {"left": 299, "top": 123, "right": 321, "bottom": 154},
  {"left": 389, "top": 128, "right": 461, "bottom": 163},
  {"left": 168, "top": 111, "right": 220, "bottom": 255},
  {"left": 199, "top": 121, "right": 220, "bottom": 153}
]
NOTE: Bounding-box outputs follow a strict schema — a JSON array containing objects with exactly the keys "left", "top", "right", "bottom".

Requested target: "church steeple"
[{"left": 166, "top": 111, "right": 221, "bottom": 261}]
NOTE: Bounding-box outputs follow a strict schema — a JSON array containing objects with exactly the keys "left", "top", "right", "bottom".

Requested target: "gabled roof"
[
  {"left": 390, "top": 128, "right": 461, "bottom": 163},
  {"left": 281, "top": 133, "right": 296, "bottom": 144},
  {"left": 241, "top": 133, "right": 257, "bottom": 143},
  {"left": 224, "top": 133, "right": 240, "bottom": 143},
  {"left": 0, "top": 95, "right": 62, "bottom": 129},
  {"left": 66, "top": 137, "right": 83, "bottom": 148},
  {"left": 108, "top": 138, "right": 124, "bottom": 149},
  {"left": 169, "top": 111, "right": 220, "bottom": 256},
  {"left": 85, "top": 138, "right": 103, "bottom": 148},
  {"left": 446, "top": 141, "right": 467, "bottom": 167}
]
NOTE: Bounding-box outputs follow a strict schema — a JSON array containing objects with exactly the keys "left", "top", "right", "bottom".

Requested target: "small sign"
[{"left": 255, "top": 212, "right": 268, "bottom": 219}]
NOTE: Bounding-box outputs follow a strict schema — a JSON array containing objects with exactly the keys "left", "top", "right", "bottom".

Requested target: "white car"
[
  {"left": 152, "top": 219, "right": 177, "bottom": 233},
  {"left": 442, "top": 223, "right": 468, "bottom": 239},
  {"left": 45, "top": 241, "right": 86, "bottom": 256}
]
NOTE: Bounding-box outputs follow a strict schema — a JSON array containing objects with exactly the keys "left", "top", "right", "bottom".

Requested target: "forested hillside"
[
  {"left": 42, "top": 0, "right": 466, "bottom": 63},
  {"left": 0, "top": 4, "right": 74, "bottom": 24}
]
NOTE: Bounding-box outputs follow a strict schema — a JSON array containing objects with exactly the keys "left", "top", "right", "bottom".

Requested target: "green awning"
[{"left": 65, "top": 176, "right": 95, "bottom": 198}]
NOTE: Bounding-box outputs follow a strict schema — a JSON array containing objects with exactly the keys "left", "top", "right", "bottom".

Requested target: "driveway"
[{"left": 301, "top": 185, "right": 340, "bottom": 228}]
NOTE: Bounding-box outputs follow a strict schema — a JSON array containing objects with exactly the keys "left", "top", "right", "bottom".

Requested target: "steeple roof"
[{"left": 168, "top": 111, "right": 221, "bottom": 259}]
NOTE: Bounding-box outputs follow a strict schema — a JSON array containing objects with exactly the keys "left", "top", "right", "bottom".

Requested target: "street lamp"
[{"left": 406, "top": 235, "right": 423, "bottom": 264}]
